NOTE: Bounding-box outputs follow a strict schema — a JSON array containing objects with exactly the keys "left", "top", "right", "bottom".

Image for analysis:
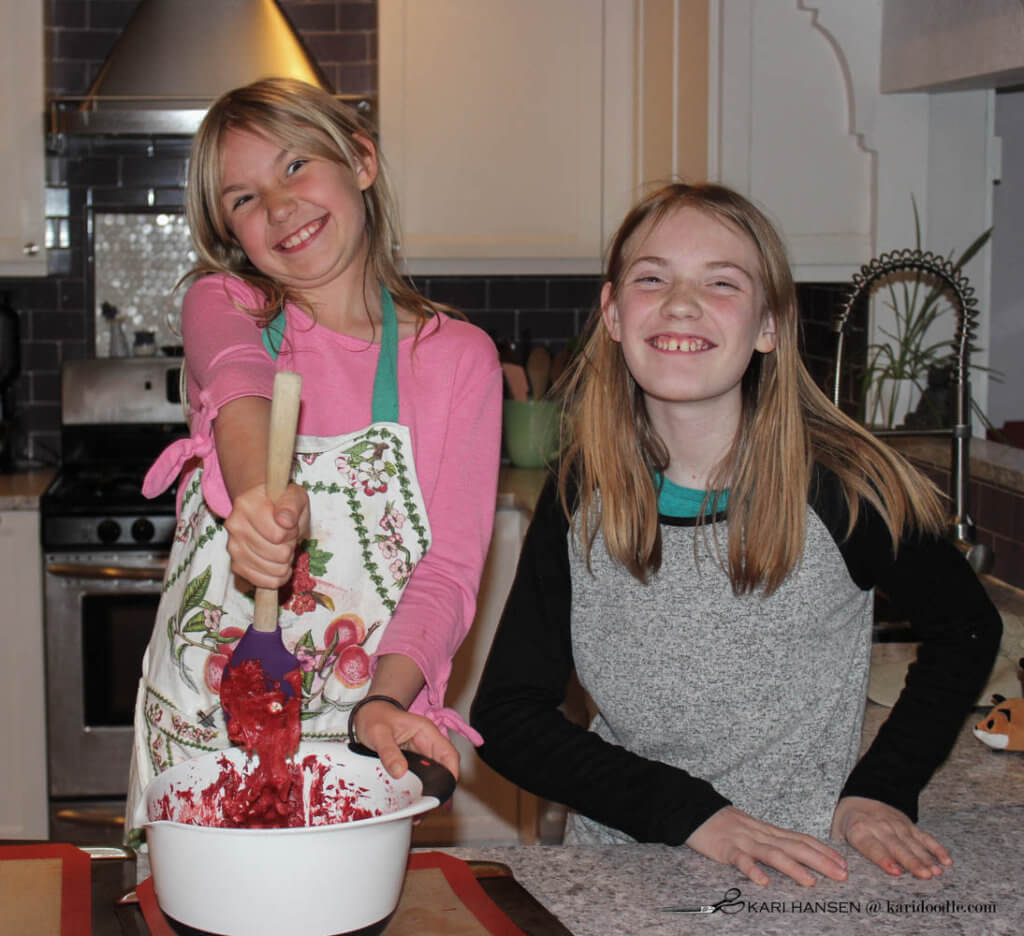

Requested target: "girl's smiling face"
[
  {"left": 218, "top": 127, "right": 377, "bottom": 305},
  {"left": 601, "top": 204, "right": 776, "bottom": 425}
]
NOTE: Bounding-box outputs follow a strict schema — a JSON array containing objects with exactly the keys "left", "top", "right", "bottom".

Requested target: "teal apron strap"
[
  {"left": 262, "top": 286, "right": 399, "bottom": 424},
  {"left": 261, "top": 309, "right": 287, "bottom": 359},
  {"left": 371, "top": 285, "right": 400, "bottom": 424}
]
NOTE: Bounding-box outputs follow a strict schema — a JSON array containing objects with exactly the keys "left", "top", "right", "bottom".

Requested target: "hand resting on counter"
[
  {"left": 686, "top": 805, "right": 849, "bottom": 887},
  {"left": 831, "top": 795, "right": 952, "bottom": 880},
  {"left": 687, "top": 795, "right": 952, "bottom": 887}
]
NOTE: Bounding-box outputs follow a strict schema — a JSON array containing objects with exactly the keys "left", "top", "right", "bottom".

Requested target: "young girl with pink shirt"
[{"left": 127, "top": 78, "right": 502, "bottom": 824}]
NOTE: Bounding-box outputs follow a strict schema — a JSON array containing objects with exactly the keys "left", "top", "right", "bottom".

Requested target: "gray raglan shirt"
[{"left": 471, "top": 465, "right": 1001, "bottom": 847}]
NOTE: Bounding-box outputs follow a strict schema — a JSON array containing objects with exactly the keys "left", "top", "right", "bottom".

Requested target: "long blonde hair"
[
  {"left": 184, "top": 77, "right": 442, "bottom": 326},
  {"left": 559, "top": 182, "right": 945, "bottom": 593}
]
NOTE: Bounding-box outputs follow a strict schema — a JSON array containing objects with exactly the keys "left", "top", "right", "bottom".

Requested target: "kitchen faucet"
[{"left": 831, "top": 248, "right": 993, "bottom": 574}]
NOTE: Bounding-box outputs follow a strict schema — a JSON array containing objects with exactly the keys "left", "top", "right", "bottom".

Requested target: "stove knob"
[
  {"left": 97, "top": 519, "right": 122, "bottom": 544},
  {"left": 131, "top": 517, "right": 156, "bottom": 544}
]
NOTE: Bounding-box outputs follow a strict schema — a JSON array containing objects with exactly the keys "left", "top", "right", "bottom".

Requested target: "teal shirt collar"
[{"left": 654, "top": 473, "right": 729, "bottom": 519}]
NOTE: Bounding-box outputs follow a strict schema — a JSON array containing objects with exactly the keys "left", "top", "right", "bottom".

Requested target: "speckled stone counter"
[
  {"left": 0, "top": 468, "right": 54, "bottom": 510},
  {"left": 440, "top": 708, "right": 1024, "bottom": 935},
  {"left": 444, "top": 821, "right": 1019, "bottom": 936},
  {"left": 887, "top": 436, "right": 1024, "bottom": 496}
]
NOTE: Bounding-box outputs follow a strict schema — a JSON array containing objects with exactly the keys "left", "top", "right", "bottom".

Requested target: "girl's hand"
[
  {"left": 686, "top": 806, "right": 849, "bottom": 887},
  {"left": 831, "top": 796, "right": 951, "bottom": 879},
  {"left": 225, "top": 481, "right": 310, "bottom": 588},
  {"left": 353, "top": 699, "right": 461, "bottom": 782}
]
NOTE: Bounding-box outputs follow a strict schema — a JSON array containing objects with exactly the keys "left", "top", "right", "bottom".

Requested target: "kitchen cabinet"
[
  {"left": 378, "top": 0, "right": 635, "bottom": 275},
  {"left": 713, "top": 0, "right": 875, "bottom": 281},
  {"left": 711, "top": 0, "right": 993, "bottom": 290},
  {"left": 0, "top": 509, "right": 48, "bottom": 838},
  {"left": 412, "top": 495, "right": 538, "bottom": 845},
  {"left": 0, "top": 0, "right": 47, "bottom": 276}
]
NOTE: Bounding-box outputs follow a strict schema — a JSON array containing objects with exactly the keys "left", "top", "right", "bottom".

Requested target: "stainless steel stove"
[
  {"left": 41, "top": 358, "right": 189, "bottom": 842},
  {"left": 41, "top": 358, "right": 186, "bottom": 551}
]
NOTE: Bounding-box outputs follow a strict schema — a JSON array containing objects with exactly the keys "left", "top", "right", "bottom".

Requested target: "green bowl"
[{"left": 502, "top": 400, "right": 561, "bottom": 468}]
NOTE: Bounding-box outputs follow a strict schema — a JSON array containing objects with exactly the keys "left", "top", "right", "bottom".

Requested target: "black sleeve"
[
  {"left": 470, "top": 475, "right": 731, "bottom": 844},
  {"left": 812, "top": 467, "right": 1002, "bottom": 820}
]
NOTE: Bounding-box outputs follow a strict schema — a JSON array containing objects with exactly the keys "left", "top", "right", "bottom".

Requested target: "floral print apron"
[{"left": 126, "top": 287, "right": 430, "bottom": 829}]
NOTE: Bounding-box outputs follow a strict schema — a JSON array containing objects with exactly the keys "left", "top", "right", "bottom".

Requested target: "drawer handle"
[
  {"left": 81, "top": 845, "right": 134, "bottom": 862},
  {"left": 54, "top": 807, "right": 125, "bottom": 829},
  {"left": 47, "top": 562, "right": 166, "bottom": 581}
]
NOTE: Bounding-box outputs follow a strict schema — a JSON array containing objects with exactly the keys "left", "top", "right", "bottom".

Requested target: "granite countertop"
[
  {"left": 0, "top": 468, "right": 55, "bottom": 510},
  {"left": 445, "top": 819, "right": 1020, "bottom": 936},
  {"left": 71, "top": 703, "right": 1024, "bottom": 936},
  {"left": 887, "top": 434, "right": 1024, "bottom": 495},
  {"left": 442, "top": 706, "right": 1024, "bottom": 936}
]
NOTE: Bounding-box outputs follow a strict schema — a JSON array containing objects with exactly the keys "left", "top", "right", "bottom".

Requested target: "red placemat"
[
  {"left": 136, "top": 877, "right": 177, "bottom": 936},
  {"left": 0, "top": 843, "right": 92, "bottom": 936},
  {"left": 138, "top": 851, "right": 526, "bottom": 935}
]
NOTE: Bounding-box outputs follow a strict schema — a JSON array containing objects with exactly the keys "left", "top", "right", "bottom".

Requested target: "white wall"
[
  {"left": 921, "top": 89, "right": 997, "bottom": 421},
  {"left": 989, "top": 90, "right": 1024, "bottom": 429}
]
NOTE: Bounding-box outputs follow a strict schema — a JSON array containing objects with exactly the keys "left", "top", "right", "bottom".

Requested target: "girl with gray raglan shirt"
[{"left": 472, "top": 184, "right": 1000, "bottom": 888}]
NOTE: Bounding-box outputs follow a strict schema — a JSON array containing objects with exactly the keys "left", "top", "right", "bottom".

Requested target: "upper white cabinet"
[
  {"left": 379, "top": 0, "right": 636, "bottom": 274},
  {"left": 713, "top": 0, "right": 876, "bottom": 282},
  {"left": 0, "top": 0, "right": 47, "bottom": 276}
]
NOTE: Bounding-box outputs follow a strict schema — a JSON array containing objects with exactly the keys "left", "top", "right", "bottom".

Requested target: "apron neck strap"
[
  {"left": 262, "top": 284, "right": 400, "bottom": 424},
  {"left": 371, "top": 284, "right": 400, "bottom": 424}
]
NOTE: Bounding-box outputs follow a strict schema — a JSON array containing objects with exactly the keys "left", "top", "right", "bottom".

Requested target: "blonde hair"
[
  {"left": 559, "top": 182, "right": 945, "bottom": 593},
  {"left": 184, "top": 77, "right": 442, "bottom": 327}
]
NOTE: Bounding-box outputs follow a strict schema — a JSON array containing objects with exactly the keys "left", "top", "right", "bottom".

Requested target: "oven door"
[{"left": 44, "top": 551, "right": 167, "bottom": 799}]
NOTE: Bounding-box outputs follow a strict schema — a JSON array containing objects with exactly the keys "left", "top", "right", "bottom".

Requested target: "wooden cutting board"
[{"left": 386, "top": 863, "right": 513, "bottom": 935}]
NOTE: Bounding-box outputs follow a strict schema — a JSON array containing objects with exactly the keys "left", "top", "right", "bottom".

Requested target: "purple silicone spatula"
[{"left": 223, "top": 370, "right": 303, "bottom": 704}]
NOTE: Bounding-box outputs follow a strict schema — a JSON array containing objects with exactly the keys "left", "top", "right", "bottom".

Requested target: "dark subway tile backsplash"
[
  {"left": 119, "top": 156, "right": 187, "bottom": 189},
  {"left": 458, "top": 310, "right": 517, "bottom": 342},
  {"left": 419, "top": 277, "right": 488, "bottom": 310},
  {"left": 517, "top": 308, "right": 582, "bottom": 343},
  {"left": 281, "top": 3, "right": 337, "bottom": 30},
  {"left": 335, "top": 64, "right": 376, "bottom": 95},
  {"left": 339, "top": 2, "right": 378, "bottom": 29},
  {"left": 548, "top": 277, "right": 602, "bottom": 310},
  {"left": 424, "top": 276, "right": 593, "bottom": 350},
  {"left": 486, "top": 276, "right": 550, "bottom": 310},
  {"left": 64, "top": 155, "right": 120, "bottom": 187},
  {"left": 89, "top": 1, "right": 141, "bottom": 30}
]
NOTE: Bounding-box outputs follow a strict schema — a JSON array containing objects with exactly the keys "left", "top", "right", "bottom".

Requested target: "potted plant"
[{"left": 861, "top": 200, "right": 993, "bottom": 430}]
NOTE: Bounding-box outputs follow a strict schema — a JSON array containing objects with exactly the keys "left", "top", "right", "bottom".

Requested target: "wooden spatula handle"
[{"left": 253, "top": 371, "right": 303, "bottom": 633}]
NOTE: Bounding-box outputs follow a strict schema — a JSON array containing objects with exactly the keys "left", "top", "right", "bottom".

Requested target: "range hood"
[{"left": 51, "top": 0, "right": 346, "bottom": 136}]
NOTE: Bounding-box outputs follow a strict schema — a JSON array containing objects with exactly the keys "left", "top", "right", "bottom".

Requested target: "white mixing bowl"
[{"left": 135, "top": 741, "right": 454, "bottom": 935}]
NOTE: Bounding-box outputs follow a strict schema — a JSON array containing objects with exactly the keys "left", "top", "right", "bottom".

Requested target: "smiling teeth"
[
  {"left": 652, "top": 337, "right": 711, "bottom": 352},
  {"left": 280, "top": 219, "right": 324, "bottom": 249}
]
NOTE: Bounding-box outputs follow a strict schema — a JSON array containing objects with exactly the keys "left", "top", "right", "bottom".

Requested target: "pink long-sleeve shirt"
[{"left": 144, "top": 274, "right": 503, "bottom": 742}]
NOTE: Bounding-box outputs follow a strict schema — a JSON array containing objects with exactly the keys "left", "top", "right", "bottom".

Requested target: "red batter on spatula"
[{"left": 217, "top": 659, "right": 302, "bottom": 826}]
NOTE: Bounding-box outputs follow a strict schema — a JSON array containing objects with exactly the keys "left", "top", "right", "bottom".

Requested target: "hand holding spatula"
[{"left": 223, "top": 370, "right": 303, "bottom": 705}]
